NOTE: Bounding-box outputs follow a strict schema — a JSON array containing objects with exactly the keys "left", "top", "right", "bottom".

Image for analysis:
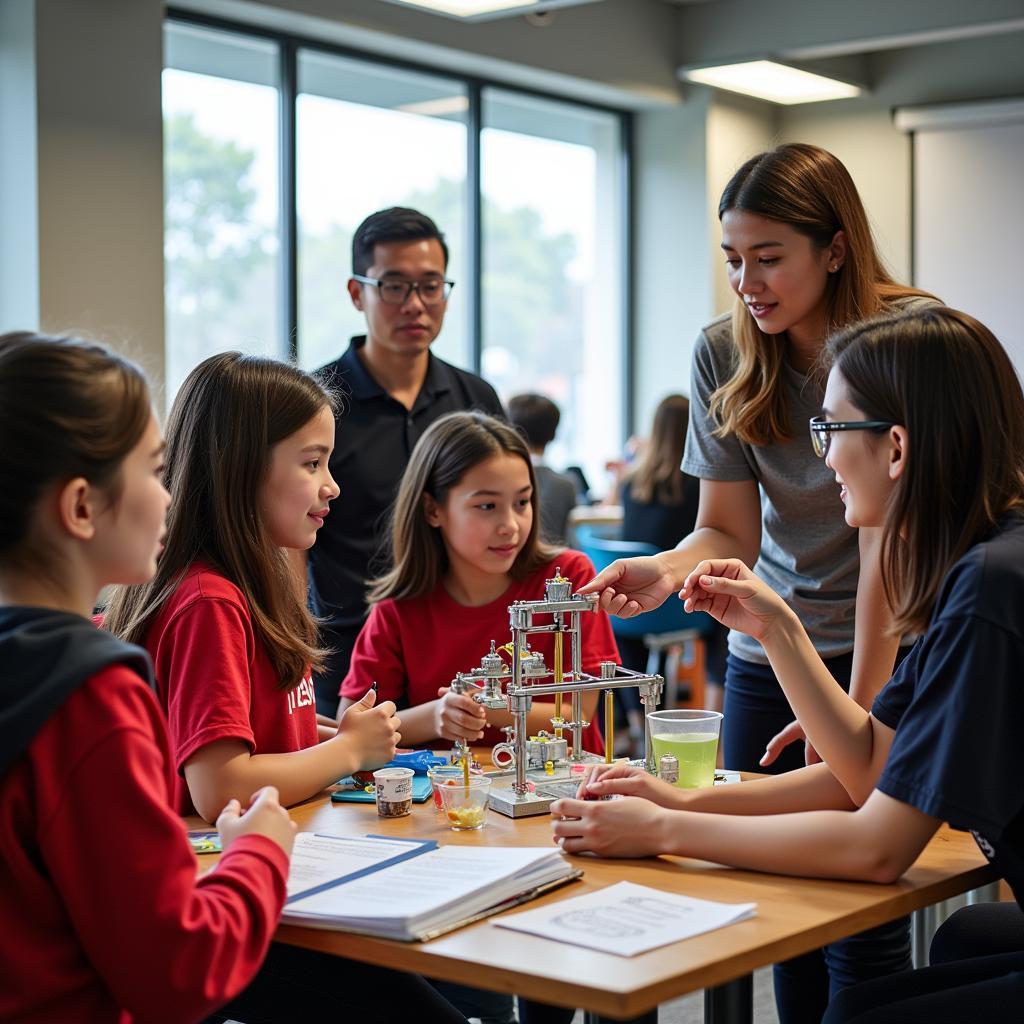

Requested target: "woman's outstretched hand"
[
  {"left": 679, "top": 558, "right": 791, "bottom": 642},
  {"left": 577, "top": 554, "right": 678, "bottom": 618}
]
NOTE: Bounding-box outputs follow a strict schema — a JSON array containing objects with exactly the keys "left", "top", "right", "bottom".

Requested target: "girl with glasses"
[
  {"left": 556, "top": 306, "right": 1024, "bottom": 1022},
  {"left": 582, "top": 143, "right": 936, "bottom": 1020}
]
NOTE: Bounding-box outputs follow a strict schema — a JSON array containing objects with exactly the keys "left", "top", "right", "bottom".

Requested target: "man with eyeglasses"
[{"left": 309, "top": 207, "right": 503, "bottom": 718}]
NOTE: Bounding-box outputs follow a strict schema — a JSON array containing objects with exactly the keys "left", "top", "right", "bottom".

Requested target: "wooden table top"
[{"left": 191, "top": 782, "right": 994, "bottom": 1019}]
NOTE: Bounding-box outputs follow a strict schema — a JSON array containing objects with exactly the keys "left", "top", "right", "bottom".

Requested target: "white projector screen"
[{"left": 911, "top": 110, "right": 1024, "bottom": 375}]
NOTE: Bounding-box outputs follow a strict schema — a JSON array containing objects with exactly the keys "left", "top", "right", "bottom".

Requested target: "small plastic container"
[
  {"left": 437, "top": 775, "right": 492, "bottom": 831},
  {"left": 373, "top": 766, "right": 414, "bottom": 818}
]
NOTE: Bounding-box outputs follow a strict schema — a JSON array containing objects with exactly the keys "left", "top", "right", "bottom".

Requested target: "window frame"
[{"left": 164, "top": 6, "right": 634, "bottom": 433}]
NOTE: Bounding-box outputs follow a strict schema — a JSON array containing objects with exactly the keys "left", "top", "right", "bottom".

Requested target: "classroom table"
[{"left": 190, "top": 781, "right": 994, "bottom": 1023}]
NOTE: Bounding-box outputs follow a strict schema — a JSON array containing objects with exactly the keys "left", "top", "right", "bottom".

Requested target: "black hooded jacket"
[{"left": 0, "top": 607, "right": 153, "bottom": 776}]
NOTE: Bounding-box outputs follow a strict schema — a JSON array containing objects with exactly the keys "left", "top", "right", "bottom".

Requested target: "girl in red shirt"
[
  {"left": 339, "top": 411, "right": 619, "bottom": 753},
  {"left": 0, "top": 332, "right": 295, "bottom": 1023},
  {"left": 105, "top": 353, "right": 401, "bottom": 822}
]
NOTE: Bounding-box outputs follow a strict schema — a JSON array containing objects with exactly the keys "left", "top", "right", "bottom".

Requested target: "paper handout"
[{"left": 494, "top": 880, "right": 756, "bottom": 956}]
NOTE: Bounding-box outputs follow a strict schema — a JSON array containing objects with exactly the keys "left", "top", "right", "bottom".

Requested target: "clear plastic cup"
[
  {"left": 646, "top": 709, "right": 723, "bottom": 789},
  {"left": 427, "top": 765, "right": 470, "bottom": 813},
  {"left": 437, "top": 775, "right": 492, "bottom": 831}
]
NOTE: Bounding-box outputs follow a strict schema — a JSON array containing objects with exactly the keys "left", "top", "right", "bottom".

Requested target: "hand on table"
[
  {"left": 576, "top": 763, "right": 686, "bottom": 809},
  {"left": 550, "top": 796, "right": 668, "bottom": 858},
  {"left": 217, "top": 785, "right": 296, "bottom": 856}
]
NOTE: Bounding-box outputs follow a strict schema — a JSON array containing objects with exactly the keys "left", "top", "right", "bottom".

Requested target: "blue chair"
[{"left": 575, "top": 525, "right": 715, "bottom": 708}]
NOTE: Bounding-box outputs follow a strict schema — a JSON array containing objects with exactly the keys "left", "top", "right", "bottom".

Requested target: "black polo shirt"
[{"left": 308, "top": 335, "right": 503, "bottom": 703}]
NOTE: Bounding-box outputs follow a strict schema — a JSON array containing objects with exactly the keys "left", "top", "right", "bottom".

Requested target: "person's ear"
[
  {"left": 347, "top": 278, "right": 364, "bottom": 312},
  {"left": 56, "top": 477, "right": 98, "bottom": 541},
  {"left": 827, "top": 230, "right": 848, "bottom": 274},
  {"left": 888, "top": 425, "right": 908, "bottom": 481},
  {"left": 422, "top": 492, "right": 442, "bottom": 528}
]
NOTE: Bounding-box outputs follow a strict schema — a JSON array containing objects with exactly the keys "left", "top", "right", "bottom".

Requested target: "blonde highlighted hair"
[
  {"left": 368, "top": 411, "right": 558, "bottom": 604},
  {"left": 711, "top": 143, "right": 933, "bottom": 445}
]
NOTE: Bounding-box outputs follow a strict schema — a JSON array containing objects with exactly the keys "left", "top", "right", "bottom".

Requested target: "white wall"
[
  {"left": 34, "top": 0, "right": 166, "bottom": 387},
  {"left": 632, "top": 95, "right": 711, "bottom": 433}
]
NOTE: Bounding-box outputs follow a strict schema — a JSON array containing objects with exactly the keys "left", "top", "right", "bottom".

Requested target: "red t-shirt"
[
  {"left": 0, "top": 664, "right": 288, "bottom": 1024},
  {"left": 341, "top": 550, "right": 619, "bottom": 752},
  {"left": 145, "top": 564, "right": 318, "bottom": 814}
]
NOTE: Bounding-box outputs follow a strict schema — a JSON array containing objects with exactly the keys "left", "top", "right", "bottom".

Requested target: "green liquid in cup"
[{"left": 651, "top": 733, "right": 718, "bottom": 788}]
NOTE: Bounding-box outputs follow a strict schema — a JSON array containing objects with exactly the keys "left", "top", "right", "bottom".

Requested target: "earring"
[{"left": 829, "top": 263, "right": 840, "bottom": 273}]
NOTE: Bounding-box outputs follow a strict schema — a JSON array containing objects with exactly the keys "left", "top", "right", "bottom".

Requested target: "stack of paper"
[
  {"left": 282, "top": 833, "right": 580, "bottom": 941},
  {"left": 494, "top": 881, "right": 756, "bottom": 955}
]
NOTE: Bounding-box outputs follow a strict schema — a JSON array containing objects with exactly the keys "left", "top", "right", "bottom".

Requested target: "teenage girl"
[
  {"left": 0, "top": 331, "right": 293, "bottom": 1021},
  {"left": 556, "top": 307, "right": 1024, "bottom": 1022},
  {"left": 583, "top": 143, "right": 936, "bottom": 1019},
  {"left": 338, "top": 409, "right": 620, "bottom": 1024},
  {"left": 105, "top": 352, "right": 401, "bottom": 823},
  {"left": 337, "top": 410, "right": 619, "bottom": 753}
]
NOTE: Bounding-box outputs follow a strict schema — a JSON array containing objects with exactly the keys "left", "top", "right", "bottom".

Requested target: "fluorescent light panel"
[
  {"left": 683, "top": 61, "right": 861, "bottom": 105},
  {"left": 386, "top": 0, "right": 539, "bottom": 16}
]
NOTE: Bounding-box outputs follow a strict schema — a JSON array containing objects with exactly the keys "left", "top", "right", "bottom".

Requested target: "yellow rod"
[
  {"left": 553, "top": 630, "right": 564, "bottom": 738},
  {"left": 605, "top": 690, "right": 614, "bottom": 763},
  {"left": 462, "top": 753, "right": 470, "bottom": 792}
]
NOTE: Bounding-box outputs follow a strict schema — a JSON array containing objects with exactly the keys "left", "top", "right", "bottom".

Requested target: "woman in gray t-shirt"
[{"left": 583, "top": 143, "right": 936, "bottom": 1023}]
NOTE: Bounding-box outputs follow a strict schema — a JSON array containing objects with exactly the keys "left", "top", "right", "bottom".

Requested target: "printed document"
[{"left": 494, "top": 880, "right": 756, "bottom": 955}]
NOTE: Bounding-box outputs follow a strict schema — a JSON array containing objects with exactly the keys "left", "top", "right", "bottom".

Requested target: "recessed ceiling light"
[
  {"left": 382, "top": 0, "right": 540, "bottom": 18},
  {"left": 681, "top": 61, "right": 862, "bottom": 105}
]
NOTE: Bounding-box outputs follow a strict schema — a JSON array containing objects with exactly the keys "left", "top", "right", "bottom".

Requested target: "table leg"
[{"left": 703, "top": 974, "right": 753, "bottom": 1024}]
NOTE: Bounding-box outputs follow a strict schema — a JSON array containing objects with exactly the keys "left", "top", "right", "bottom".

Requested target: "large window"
[
  {"left": 163, "top": 23, "right": 283, "bottom": 401},
  {"left": 482, "top": 90, "right": 623, "bottom": 488},
  {"left": 296, "top": 53, "right": 468, "bottom": 370},
  {"left": 162, "top": 16, "right": 630, "bottom": 483}
]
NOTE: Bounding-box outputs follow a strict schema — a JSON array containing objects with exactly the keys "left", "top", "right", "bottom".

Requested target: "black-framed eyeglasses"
[
  {"left": 351, "top": 274, "right": 454, "bottom": 306},
  {"left": 808, "top": 415, "right": 894, "bottom": 458}
]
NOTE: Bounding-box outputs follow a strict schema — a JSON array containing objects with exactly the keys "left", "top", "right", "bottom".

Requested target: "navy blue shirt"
[
  {"left": 873, "top": 512, "right": 1024, "bottom": 908},
  {"left": 309, "top": 336, "right": 503, "bottom": 701}
]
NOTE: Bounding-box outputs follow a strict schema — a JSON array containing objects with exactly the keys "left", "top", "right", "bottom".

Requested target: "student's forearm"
[
  {"left": 189, "top": 738, "right": 359, "bottom": 820},
  {"left": 655, "top": 804, "right": 899, "bottom": 882},
  {"left": 762, "top": 616, "right": 876, "bottom": 801},
  {"left": 676, "top": 762, "right": 857, "bottom": 815}
]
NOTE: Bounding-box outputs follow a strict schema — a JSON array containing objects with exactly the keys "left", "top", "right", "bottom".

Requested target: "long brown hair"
[
  {"left": 105, "top": 352, "right": 336, "bottom": 689},
  {"left": 626, "top": 394, "right": 690, "bottom": 505},
  {"left": 368, "top": 411, "right": 558, "bottom": 604},
  {"left": 712, "top": 143, "right": 933, "bottom": 445},
  {"left": 828, "top": 307, "right": 1024, "bottom": 635},
  {"left": 0, "top": 332, "right": 151, "bottom": 576}
]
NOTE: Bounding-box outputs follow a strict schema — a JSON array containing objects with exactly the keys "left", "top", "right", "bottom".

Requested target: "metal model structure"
[{"left": 447, "top": 568, "right": 665, "bottom": 817}]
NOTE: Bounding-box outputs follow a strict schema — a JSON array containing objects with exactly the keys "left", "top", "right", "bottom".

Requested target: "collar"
[{"left": 337, "top": 336, "right": 453, "bottom": 406}]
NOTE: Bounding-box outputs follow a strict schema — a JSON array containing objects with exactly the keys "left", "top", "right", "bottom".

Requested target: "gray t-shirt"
[{"left": 683, "top": 301, "right": 933, "bottom": 664}]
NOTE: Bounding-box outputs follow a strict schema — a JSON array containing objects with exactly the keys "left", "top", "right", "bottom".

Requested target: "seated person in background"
[
  {"left": 618, "top": 394, "right": 727, "bottom": 714},
  {"left": 621, "top": 394, "right": 700, "bottom": 551},
  {"left": 508, "top": 392, "right": 578, "bottom": 544}
]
